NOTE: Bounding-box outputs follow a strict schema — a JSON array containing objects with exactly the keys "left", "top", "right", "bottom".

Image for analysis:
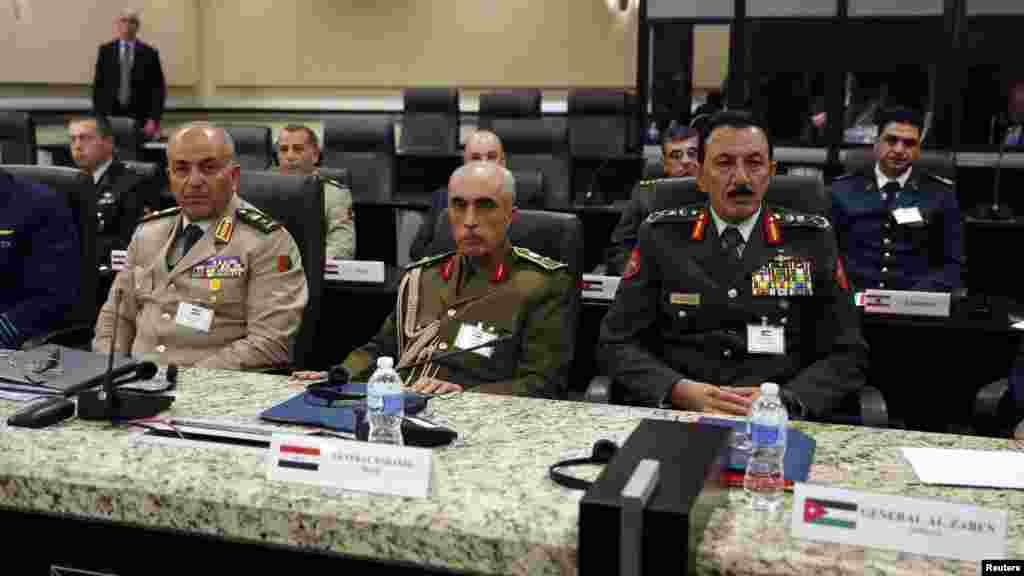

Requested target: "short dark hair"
[
  {"left": 71, "top": 113, "right": 113, "bottom": 138},
  {"left": 281, "top": 124, "right": 320, "bottom": 149},
  {"left": 660, "top": 126, "right": 699, "bottom": 149},
  {"left": 874, "top": 107, "right": 924, "bottom": 135},
  {"left": 697, "top": 110, "right": 773, "bottom": 163}
]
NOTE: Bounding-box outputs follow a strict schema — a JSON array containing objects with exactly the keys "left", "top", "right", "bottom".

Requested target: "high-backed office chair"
[
  {"left": 512, "top": 169, "right": 546, "bottom": 210},
  {"left": 2, "top": 165, "right": 96, "bottom": 348},
  {"left": 642, "top": 159, "right": 665, "bottom": 180},
  {"left": 0, "top": 112, "right": 37, "bottom": 165},
  {"left": 400, "top": 88, "right": 459, "bottom": 155},
  {"left": 840, "top": 148, "right": 956, "bottom": 180},
  {"left": 108, "top": 116, "right": 140, "bottom": 162},
  {"left": 428, "top": 208, "right": 583, "bottom": 397},
  {"left": 225, "top": 125, "right": 273, "bottom": 171},
  {"left": 316, "top": 167, "right": 351, "bottom": 189},
  {"left": 322, "top": 115, "right": 397, "bottom": 203},
  {"left": 493, "top": 120, "right": 571, "bottom": 209},
  {"left": 568, "top": 90, "right": 631, "bottom": 157},
  {"left": 477, "top": 90, "right": 542, "bottom": 131},
  {"left": 239, "top": 171, "right": 324, "bottom": 370}
]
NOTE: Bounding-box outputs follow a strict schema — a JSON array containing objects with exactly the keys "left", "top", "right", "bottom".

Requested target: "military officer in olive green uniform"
[
  {"left": 599, "top": 112, "right": 867, "bottom": 420},
  {"left": 94, "top": 123, "right": 308, "bottom": 370},
  {"left": 297, "top": 162, "right": 574, "bottom": 398}
]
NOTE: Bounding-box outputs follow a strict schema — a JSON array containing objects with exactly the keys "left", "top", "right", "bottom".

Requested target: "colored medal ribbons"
[{"left": 752, "top": 255, "right": 814, "bottom": 297}]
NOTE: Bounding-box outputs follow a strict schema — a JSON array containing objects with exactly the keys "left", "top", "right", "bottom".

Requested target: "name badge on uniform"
[
  {"left": 176, "top": 302, "right": 214, "bottom": 333},
  {"left": 752, "top": 254, "right": 814, "bottom": 297},
  {"left": 892, "top": 206, "right": 924, "bottom": 225},
  {"left": 670, "top": 293, "right": 701, "bottom": 306},
  {"left": 454, "top": 322, "right": 498, "bottom": 358},
  {"left": 747, "top": 318, "right": 785, "bottom": 355}
]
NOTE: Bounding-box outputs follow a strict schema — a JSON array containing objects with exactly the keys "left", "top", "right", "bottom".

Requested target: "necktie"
[
  {"left": 882, "top": 181, "right": 901, "bottom": 210},
  {"left": 118, "top": 42, "right": 132, "bottom": 107},
  {"left": 169, "top": 223, "right": 204, "bottom": 268},
  {"left": 720, "top": 226, "right": 744, "bottom": 260}
]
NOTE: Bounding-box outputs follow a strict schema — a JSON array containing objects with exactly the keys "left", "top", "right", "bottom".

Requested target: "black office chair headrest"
[
  {"left": 511, "top": 169, "right": 545, "bottom": 210},
  {"left": 404, "top": 88, "right": 459, "bottom": 114},
  {"left": 494, "top": 119, "right": 568, "bottom": 155},
  {"left": 317, "top": 167, "right": 352, "bottom": 189},
  {"left": 0, "top": 111, "right": 37, "bottom": 164},
  {"left": 323, "top": 116, "right": 396, "bottom": 155},
  {"left": 569, "top": 90, "right": 629, "bottom": 116},
  {"left": 841, "top": 147, "right": 955, "bottom": 180},
  {"left": 121, "top": 160, "right": 159, "bottom": 179},
  {"left": 479, "top": 90, "right": 542, "bottom": 118}
]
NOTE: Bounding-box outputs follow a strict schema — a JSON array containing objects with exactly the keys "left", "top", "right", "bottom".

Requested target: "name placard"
[
  {"left": 324, "top": 259, "right": 386, "bottom": 283},
  {"left": 582, "top": 274, "right": 622, "bottom": 301},
  {"left": 862, "top": 289, "right": 951, "bottom": 317},
  {"left": 110, "top": 249, "right": 128, "bottom": 271},
  {"left": 791, "top": 483, "right": 1007, "bottom": 562},
  {"left": 267, "top": 434, "right": 433, "bottom": 498}
]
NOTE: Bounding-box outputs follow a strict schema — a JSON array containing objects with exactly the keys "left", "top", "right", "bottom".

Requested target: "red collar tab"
[
  {"left": 441, "top": 256, "right": 456, "bottom": 283},
  {"left": 491, "top": 262, "right": 507, "bottom": 284},
  {"left": 691, "top": 210, "right": 709, "bottom": 241},
  {"left": 763, "top": 210, "right": 783, "bottom": 245}
]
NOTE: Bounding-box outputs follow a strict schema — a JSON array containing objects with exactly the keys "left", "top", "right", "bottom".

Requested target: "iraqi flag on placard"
[
  {"left": 277, "top": 444, "right": 321, "bottom": 471},
  {"left": 804, "top": 498, "right": 858, "bottom": 529}
]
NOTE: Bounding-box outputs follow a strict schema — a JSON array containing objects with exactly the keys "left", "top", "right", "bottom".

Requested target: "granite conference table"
[{"left": 0, "top": 369, "right": 1021, "bottom": 575}]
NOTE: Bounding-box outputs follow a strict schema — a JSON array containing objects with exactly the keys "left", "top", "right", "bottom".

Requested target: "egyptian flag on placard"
[
  {"left": 803, "top": 498, "right": 858, "bottom": 529},
  {"left": 277, "top": 444, "right": 321, "bottom": 471}
]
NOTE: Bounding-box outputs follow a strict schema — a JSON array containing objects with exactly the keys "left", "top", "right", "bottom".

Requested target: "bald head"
[
  {"left": 462, "top": 130, "right": 505, "bottom": 166},
  {"left": 448, "top": 162, "right": 517, "bottom": 258},
  {"left": 450, "top": 162, "right": 515, "bottom": 203},
  {"left": 168, "top": 123, "right": 236, "bottom": 161},
  {"left": 167, "top": 122, "right": 240, "bottom": 221}
]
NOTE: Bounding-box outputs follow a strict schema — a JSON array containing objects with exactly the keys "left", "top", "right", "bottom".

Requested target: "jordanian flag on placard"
[{"left": 804, "top": 498, "right": 858, "bottom": 529}]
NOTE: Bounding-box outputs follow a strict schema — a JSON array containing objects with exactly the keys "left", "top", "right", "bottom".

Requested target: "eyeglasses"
[
  {"left": 667, "top": 148, "right": 699, "bottom": 161},
  {"left": 882, "top": 135, "right": 919, "bottom": 148}
]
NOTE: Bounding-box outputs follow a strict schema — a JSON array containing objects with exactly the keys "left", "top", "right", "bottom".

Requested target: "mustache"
[{"left": 728, "top": 184, "right": 754, "bottom": 198}]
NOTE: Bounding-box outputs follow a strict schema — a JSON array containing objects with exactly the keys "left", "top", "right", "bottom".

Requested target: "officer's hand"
[
  {"left": 408, "top": 376, "right": 464, "bottom": 395},
  {"left": 290, "top": 370, "right": 327, "bottom": 381},
  {"left": 721, "top": 386, "right": 760, "bottom": 406},
  {"left": 670, "top": 380, "right": 752, "bottom": 415}
]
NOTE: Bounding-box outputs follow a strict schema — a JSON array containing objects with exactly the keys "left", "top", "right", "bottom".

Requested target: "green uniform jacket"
[
  {"left": 323, "top": 179, "right": 356, "bottom": 260},
  {"left": 342, "top": 244, "right": 574, "bottom": 398}
]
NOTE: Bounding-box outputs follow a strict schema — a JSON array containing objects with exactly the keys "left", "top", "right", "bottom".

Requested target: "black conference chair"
[
  {"left": 642, "top": 159, "right": 665, "bottom": 180},
  {"left": 477, "top": 90, "right": 542, "bottom": 131},
  {"left": 427, "top": 208, "right": 583, "bottom": 398},
  {"left": 0, "top": 112, "right": 37, "bottom": 165},
  {"left": 1, "top": 165, "right": 96, "bottom": 348},
  {"left": 225, "top": 125, "right": 273, "bottom": 171},
  {"left": 400, "top": 88, "right": 459, "bottom": 155},
  {"left": 239, "top": 171, "right": 324, "bottom": 370},
  {"left": 512, "top": 169, "right": 546, "bottom": 210},
  {"left": 568, "top": 90, "right": 631, "bottom": 158},
  {"left": 317, "top": 167, "right": 352, "bottom": 190},
  {"left": 108, "top": 116, "right": 140, "bottom": 162},
  {"left": 494, "top": 120, "right": 572, "bottom": 210}
]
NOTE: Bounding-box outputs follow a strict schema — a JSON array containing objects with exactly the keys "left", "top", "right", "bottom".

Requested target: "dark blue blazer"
[
  {"left": 830, "top": 170, "right": 963, "bottom": 292},
  {"left": 0, "top": 172, "right": 80, "bottom": 346}
]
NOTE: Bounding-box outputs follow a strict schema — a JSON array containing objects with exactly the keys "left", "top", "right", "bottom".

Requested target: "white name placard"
[
  {"left": 110, "top": 249, "right": 128, "bottom": 271},
  {"left": 582, "top": 274, "right": 622, "bottom": 301},
  {"left": 267, "top": 434, "right": 433, "bottom": 499},
  {"left": 791, "top": 483, "right": 1007, "bottom": 562},
  {"left": 324, "top": 259, "right": 386, "bottom": 283},
  {"left": 862, "top": 289, "right": 951, "bottom": 317}
]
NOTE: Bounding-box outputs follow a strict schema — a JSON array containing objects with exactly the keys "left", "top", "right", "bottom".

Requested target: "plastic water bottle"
[
  {"left": 367, "top": 356, "right": 404, "bottom": 445},
  {"left": 743, "top": 382, "right": 788, "bottom": 511}
]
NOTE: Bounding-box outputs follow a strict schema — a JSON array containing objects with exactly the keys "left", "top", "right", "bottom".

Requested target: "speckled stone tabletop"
[{"left": 0, "top": 368, "right": 1020, "bottom": 575}]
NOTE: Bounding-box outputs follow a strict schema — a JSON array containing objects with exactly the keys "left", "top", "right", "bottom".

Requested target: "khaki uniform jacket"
[
  {"left": 93, "top": 193, "right": 308, "bottom": 370},
  {"left": 323, "top": 179, "right": 355, "bottom": 260},
  {"left": 342, "top": 244, "right": 574, "bottom": 399}
]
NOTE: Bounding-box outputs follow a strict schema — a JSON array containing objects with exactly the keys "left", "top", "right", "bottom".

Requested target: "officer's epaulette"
[
  {"left": 924, "top": 172, "right": 955, "bottom": 187},
  {"left": 768, "top": 205, "right": 831, "bottom": 230},
  {"left": 512, "top": 246, "right": 567, "bottom": 271},
  {"left": 645, "top": 204, "right": 704, "bottom": 225},
  {"left": 405, "top": 250, "right": 455, "bottom": 271},
  {"left": 321, "top": 176, "right": 351, "bottom": 190},
  {"left": 137, "top": 206, "right": 180, "bottom": 224},
  {"left": 831, "top": 172, "right": 857, "bottom": 182},
  {"left": 236, "top": 207, "right": 281, "bottom": 234}
]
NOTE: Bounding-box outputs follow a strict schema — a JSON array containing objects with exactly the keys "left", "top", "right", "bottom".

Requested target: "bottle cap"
[
  {"left": 760, "top": 382, "right": 779, "bottom": 396},
  {"left": 377, "top": 356, "right": 394, "bottom": 370}
]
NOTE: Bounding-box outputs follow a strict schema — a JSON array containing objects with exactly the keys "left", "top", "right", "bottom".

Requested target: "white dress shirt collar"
[
  {"left": 708, "top": 203, "right": 761, "bottom": 244},
  {"left": 875, "top": 162, "right": 912, "bottom": 192}
]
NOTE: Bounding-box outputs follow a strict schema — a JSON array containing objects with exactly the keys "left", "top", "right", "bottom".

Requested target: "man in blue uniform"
[
  {"left": 830, "top": 107, "right": 963, "bottom": 292},
  {"left": 598, "top": 111, "right": 867, "bottom": 420},
  {"left": 0, "top": 169, "right": 80, "bottom": 348}
]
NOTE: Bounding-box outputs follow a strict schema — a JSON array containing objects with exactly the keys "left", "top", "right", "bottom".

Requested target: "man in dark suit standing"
[
  {"left": 91, "top": 9, "right": 166, "bottom": 140},
  {"left": 69, "top": 114, "right": 160, "bottom": 267}
]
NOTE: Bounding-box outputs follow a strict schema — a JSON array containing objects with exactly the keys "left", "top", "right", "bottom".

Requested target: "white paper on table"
[
  {"left": 1012, "top": 321, "right": 1024, "bottom": 330},
  {"left": 901, "top": 447, "right": 1024, "bottom": 489}
]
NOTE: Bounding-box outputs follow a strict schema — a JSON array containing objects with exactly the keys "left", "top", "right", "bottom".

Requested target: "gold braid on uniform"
[{"left": 397, "top": 267, "right": 443, "bottom": 387}]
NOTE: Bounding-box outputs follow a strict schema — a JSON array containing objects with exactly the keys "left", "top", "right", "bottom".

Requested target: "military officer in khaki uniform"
[
  {"left": 93, "top": 123, "right": 308, "bottom": 370},
  {"left": 295, "top": 162, "right": 574, "bottom": 398},
  {"left": 276, "top": 124, "right": 355, "bottom": 259}
]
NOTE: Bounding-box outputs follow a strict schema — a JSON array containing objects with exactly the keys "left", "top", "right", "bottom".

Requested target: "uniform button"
[
  {"left": 156, "top": 345, "right": 167, "bottom": 353},
  {"left": 879, "top": 282, "right": 886, "bottom": 289},
  {"left": 884, "top": 238, "right": 892, "bottom": 245},
  {"left": 884, "top": 252, "right": 891, "bottom": 259},
  {"left": 723, "top": 349, "right": 732, "bottom": 358},
  {"left": 161, "top": 313, "right": 171, "bottom": 320},
  {"left": 727, "top": 288, "right": 738, "bottom": 299},
  {"left": 780, "top": 317, "right": 788, "bottom": 325},
  {"left": 678, "top": 310, "right": 687, "bottom": 318},
  {"left": 447, "top": 309, "right": 456, "bottom": 318},
  {"left": 439, "top": 343, "right": 448, "bottom": 351},
  {"left": 882, "top": 267, "right": 888, "bottom": 273}
]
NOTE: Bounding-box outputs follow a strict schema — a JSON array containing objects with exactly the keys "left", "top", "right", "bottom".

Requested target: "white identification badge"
[
  {"left": 892, "top": 206, "right": 924, "bottom": 225},
  {"left": 176, "top": 302, "right": 214, "bottom": 333},
  {"left": 454, "top": 322, "right": 498, "bottom": 358},
  {"left": 747, "top": 322, "right": 785, "bottom": 355}
]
